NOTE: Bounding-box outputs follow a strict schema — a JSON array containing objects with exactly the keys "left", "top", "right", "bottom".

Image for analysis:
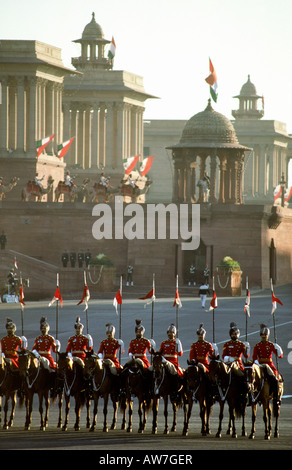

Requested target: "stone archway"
[{"left": 182, "top": 238, "right": 207, "bottom": 285}]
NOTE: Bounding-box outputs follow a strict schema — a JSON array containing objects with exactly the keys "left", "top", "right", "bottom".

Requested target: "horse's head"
[
  {"left": 152, "top": 352, "right": 164, "bottom": 379},
  {"left": 208, "top": 358, "right": 225, "bottom": 383},
  {"left": 186, "top": 360, "right": 204, "bottom": 389},
  {"left": 18, "top": 350, "right": 36, "bottom": 377},
  {"left": 84, "top": 351, "right": 103, "bottom": 377},
  {"left": 244, "top": 362, "right": 261, "bottom": 391},
  {"left": 56, "top": 352, "right": 73, "bottom": 376}
]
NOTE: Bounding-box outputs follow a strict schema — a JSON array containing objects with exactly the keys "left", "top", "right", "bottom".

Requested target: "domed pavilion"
[{"left": 168, "top": 99, "right": 251, "bottom": 204}]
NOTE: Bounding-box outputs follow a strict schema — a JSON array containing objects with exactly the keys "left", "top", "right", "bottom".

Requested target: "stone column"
[
  {"left": 46, "top": 82, "right": 55, "bottom": 154},
  {"left": 28, "top": 77, "right": 37, "bottom": 154},
  {"left": 116, "top": 102, "right": 126, "bottom": 172},
  {"left": 209, "top": 150, "right": 217, "bottom": 203},
  {"left": 218, "top": 154, "right": 227, "bottom": 203},
  {"left": 70, "top": 106, "right": 78, "bottom": 165},
  {"left": 84, "top": 106, "right": 91, "bottom": 168},
  {"left": 77, "top": 107, "right": 85, "bottom": 168},
  {"left": 106, "top": 103, "right": 114, "bottom": 169},
  {"left": 8, "top": 80, "right": 17, "bottom": 150},
  {"left": 99, "top": 103, "right": 106, "bottom": 168},
  {"left": 16, "top": 77, "right": 26, "bottom": 153},
  {"left": 0, "top": 76, "right": 9, "bottom": 152},
  {"left": 91, "top": 103, "right": 99, "bottom": 168}
]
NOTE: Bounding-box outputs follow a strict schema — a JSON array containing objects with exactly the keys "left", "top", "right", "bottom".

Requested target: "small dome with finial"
[{"left": 82, "top": 12, "right": 104, "bottom": 40}]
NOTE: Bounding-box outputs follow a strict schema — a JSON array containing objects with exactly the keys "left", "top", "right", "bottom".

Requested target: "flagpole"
[
  {"left": 151, "top": 273, "right": 155, "bottom": 340},
  {"left": 119, "top": 275, "right": 122, "bottom": 364},
  {"left": 271, "top": 278, "right": 279, "bottom": 372},
  {"left": 245, "top": 276, "right": 248, "bottom": 342},
  {"left": 56, "top": 273, "right": 59, "bottom": 341},
  {"left": 176, "top": 274, "right": 179, "bottom": 334},
  {"left": 212, "top": 276, "right": 215, "bottom": 343},
  {"left": 20, "top": 274, "right": 24, "bottom": 336},
  {"left": 84, "top": 270, "right": 89, "bottom": 334}
]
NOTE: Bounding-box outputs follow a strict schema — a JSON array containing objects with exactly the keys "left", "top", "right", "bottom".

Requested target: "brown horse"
[
  {"left": 208, "top": 359, "right": 248, "bottom": 438},
  {"left": 119, "top": 358, "right": 153, "bottom": 433},
  {"left": 183, "top": 360, "right": 213, "bottom": 436},
  {"left": 84, "top": 351, "right": 119, "bottom": 432},
  {"left": 0, "top": 355, "right": 23, "bottom": 429},
  {"left": 244, "top": 362, "right": 283, "bottom": 440},
  {"left": 18, "top": 350, "right": 53, "bottom": 430},
  {"left": 57, "top": 352, "right": 90, "bottom": 431},
  {"left": 151, "top": 352, "right": 186, "bottom": 435}
]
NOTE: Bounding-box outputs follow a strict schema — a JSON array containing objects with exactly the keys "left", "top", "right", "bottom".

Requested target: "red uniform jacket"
[
  {"left": 32, "top": 334, "right": 58, "bottom": 370},
  {"left": 1, "top": 335, "right": 23, "bottom": 369},
  {"left": 189, "top": 340, "right": 214, "bottom": 373},
  {"left": 159, "top": 339, "right": 183, "bottom": 376},
  {"left": 222, "top": 340, "right": 248, "bottom": 371},
  {"left": 98, "top": 338, "right": 121, "bottom": 370},
  {"left": 128, "top": 337, "right": 152, "bottom": 368},
  {"left": 66, "top": 334, "right": 92, "bottom": 362},
  {"left": 252, "top": 341, "right": 282, "bottom": 377}
]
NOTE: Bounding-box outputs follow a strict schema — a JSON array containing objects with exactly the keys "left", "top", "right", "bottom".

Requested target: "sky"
[{"left": 2, "top": 0, "right": 292, "bottom": 181}]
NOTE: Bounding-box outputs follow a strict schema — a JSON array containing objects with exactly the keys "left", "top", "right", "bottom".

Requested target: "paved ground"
[{"left": 0, "top": 283, "right": 291, "bottom": 452}]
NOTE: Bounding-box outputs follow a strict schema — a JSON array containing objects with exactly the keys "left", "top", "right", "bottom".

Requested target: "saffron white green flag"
[
  {"left": 123, "top": 155, "right": 139, "bottom": 175},
  {"left": 57, "top": 137, "right": 75, "bottom": 159},
  {"left": 140, "top": 155, "right": 154, "bottom": 176},
  {"left": 108, "top": 37, "right": 116, "bottom": 59},
  {"left": 205, "top": 58, "right": 218, "bottom": 103},
  {"left": 36, "top": 134, "right": 55, "bottom": 157}
]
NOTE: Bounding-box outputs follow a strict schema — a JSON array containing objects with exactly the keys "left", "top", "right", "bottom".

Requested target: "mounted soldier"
[
  {"left": 0, "top": 318, "right": 27, "bottom": 370},
  {"left": 158, "top": 323, "right": 184, "bottom": 377},
  {"left": 97, "top": 323, "right": 124, "bottom": 375},
  {"left": 124, "top": 319, "right": 155, "bottom": 372},
  {"left": 66, "top": 316, "right": 93, "bottom": 365},
  {"left": 222, "top": 322, "right": 250, "bottom": 375},
  {"left": 189, "top": 323, "right": 218, "bottom": 373},
  {"left": 252, "top": 323, "right": 283, "bottom": 399},
  {"left": 32, "top": 317, "right": 61, "bottom": 372}
]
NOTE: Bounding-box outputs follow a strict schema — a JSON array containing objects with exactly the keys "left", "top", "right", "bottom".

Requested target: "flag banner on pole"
[
  {"left": 140, "top": 287, "right": 156, "bottom": 307},
  {"left": 36, "top": 134, "right": 55, "bottom": 157},
  {"left": 77, "top": 284, "right": 90, "bottom": 311},
  {"left": 273, "top": 185, "right": 282, "bottom": 202},
  {"left": 123, "top": 155, "right": 140, "bottom": 175},
  {"left": 271, "top": 289, "right": 283, "bottom": 315},
  {"left": 173, "top": 288, "right": 182, "bottom": 309},
  {"left": 207, "top": 290, "right": 218, "bottom": 311},
  {"left": 14, "top": 257, "right": 18, "bottom": 270},
  {"left": 285, "top": 186, "right": 292, "bottom": 203},
  {"left": 57, "top": 137, "right": 75, "bottom": 159},
  {"left": 205, "top": 58, "right": 218, "bottom": 103},
  {"left": 49, "top": 286, "right": 63, "bottom": 307},
  {"left": 140, "top": 155, "right": 154, "bottom": 176},
  {"left": 108, "top": 37, "right": 116, "bottom": 59},
  {"left": 113, "top": 289, "right": 122, "bottom": 315},
  {"left": 19, "top": 283, "right": 25, "bottom": 310},
  {"left": 244, "top": 289, "right": 250, "bottom": 317}
]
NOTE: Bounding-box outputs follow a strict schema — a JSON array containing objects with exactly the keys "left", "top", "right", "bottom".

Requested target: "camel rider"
[
  {"left": 97, "top": 323, "right": 124, "bottom": 375},
  {"left": 1, "top": 318, "right": 27, "bottom": 370},
  {"left": 32, "top": 317, "right": 60, "bottom": 372},
  {"left": 189, "top": 323, "right": 218, "bottom": 373},
  {"left": 252, "top": 324, "right": 283, "bottom": 399},
  {"left": 66, "top": 317, "right": 93, "bottom": 365},
  {"left": 222, "top": 322, "right": 250, "bottom": 375},
  {"left": 64, "top": 171, "right": 73, "bottom": 189},
  {"left": 34, "top": 173, "right": 44, "bottom": 190},
  {"left": 159, "top": 323, "right": 184, "bottom": 377},
  {"left": 99, "top": 172, "right": 109, "bottom": 189},
  {"left": 125, "top": 319, "right": 155, "bottom": 371}
]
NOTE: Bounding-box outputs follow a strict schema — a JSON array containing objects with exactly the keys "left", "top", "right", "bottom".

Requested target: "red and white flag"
[
  {"left": 113, "top": 289, "right": 122, "bottom": 315},
  {"left": 77, "top": 271, "right": 90, "bottom": 311},
  {"left": 140, "top": 287, "right": 156, "bottom": 307},
  {"left": 123, "top": 155, "right": 139, "bottom": 175},
  {"left": 209, "top": 290, "right": 218, "bottom": 310},
  {"left": 19, "top": 282, "right": 25, "bottom": 310},
  {"left": 49, "top": 274, "right": 63, "bottom": 307},
  {"left": 271, "top": 280, "right": 283, "bottom": 315},
  {"left": 173, "top": 275, "right": 182, "bottom": 309},
  {"left": 244, "top": 277, "right": 250, "bottom": 317}
]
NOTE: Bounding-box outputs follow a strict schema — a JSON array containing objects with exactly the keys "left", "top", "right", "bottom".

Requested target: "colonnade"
[
  {"left": 63, "top": 100, "right": 144, "bottom": 171},
  {"left": 172, "top": 149, "right": 245, "bottom": 204},
  {"left": 0, "top": 75, "right": 63, "bottom": 156}
]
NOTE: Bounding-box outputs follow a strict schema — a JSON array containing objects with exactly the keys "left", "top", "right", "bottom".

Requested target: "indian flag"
[
  {"left": 205, "top": 58, "right": 218, "bottom": 103},
  {"left": 140, "top": 155, "right": 154, "bottom": 176},
  {"left": 123, "top": 155, "right": 139, "bottom": 175},
  {"left": 36, "top": 134, "right": 55, "bottom": 157},
  {"left": 108, "top": 37, "right": 116, "bottom": 60},
  {"left": 57, "top": 137, "right": 75, "bottom": 159}
]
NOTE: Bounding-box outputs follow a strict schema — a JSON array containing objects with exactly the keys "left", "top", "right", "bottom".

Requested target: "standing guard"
[
  {"left": 1, "top": 318, "right": 27, "bottom": 370},
  {"left": 66, "top": 316, "right": 93, "bottom": 364},
  {"left": 32, "top": 317, "right": 60, "bottom": 371},
  {"left": 97, "top": 323, "right": 124, "bottom": 375},
  {"left": 222, "top": 322, "right": 250, "bottom": 374},
  {"left": 189, "top": 323, "right": 218, "bottom": 373}
]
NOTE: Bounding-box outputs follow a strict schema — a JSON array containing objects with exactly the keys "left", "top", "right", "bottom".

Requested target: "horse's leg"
[
  {"left": 273, "top": 399, "right": 281, "bottom": 438},
  {"left": 103, "top": 394, "right": 109, "bottom": 432},
  {"left": 62, "top": 396, "right": 70, "bottom": 431},
  {"left": 138, "top": 399, "right": 144, "bottom": 433},
  {"left": 200, "top": 402, "right": 207, "bottom": 436},
  {"left": 44, "top": 392, "right": 50, "bottom": 429},
  {"left": 3, "top": 395, "right": 9, "bottom": 430},
  {"left": 183, "top": 399, "right": 192, "bottom": 436},
  {"left": 216, "top": 401, "right": 224, "bottom": 438},
  {"left": 171, "top": 400, "right": 177, "bottom": 433},
  {"left": 152, "top": 397, "right": 159, "bottom": 434},
  {"left": 241, "top": 402, "right": 247, "bottom": 437},
  {"left": 57, "top": 392, "right": 63, "bottom": 428},
  {"left": 249, "top": 404, "right": 257, "bottom": 439},
  {"left": 229, "top": 405, "right": 237, "bottom": 438},
  {"left": 262, "top": 402, "right": 270, "bottom": 440},
  {"left": 163, "top": 396, "right": 169, "bottom": 434},
  {"left": 111, "top": 398, "right": 118, "bottom": 430},
  {"left": 8, "top": 393, "right": 17, "bottom": 428},
  {"left": 127, "top": 399, "right": 133, "bottom": 433},
  {"left": 74, "top": 395, "right": 81, "bottom": 431},
  {"left": 86, "top": 396, "right": 90, "bottom": 429},
  {"left": 25, "top": 393, "right": 33, "bottom": 431},
  {"left": 90, "top": 394, "right": 98, "bottom": 432},
  {"left": 39, "top": 393, "right": 44, "bottom": 430}
]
